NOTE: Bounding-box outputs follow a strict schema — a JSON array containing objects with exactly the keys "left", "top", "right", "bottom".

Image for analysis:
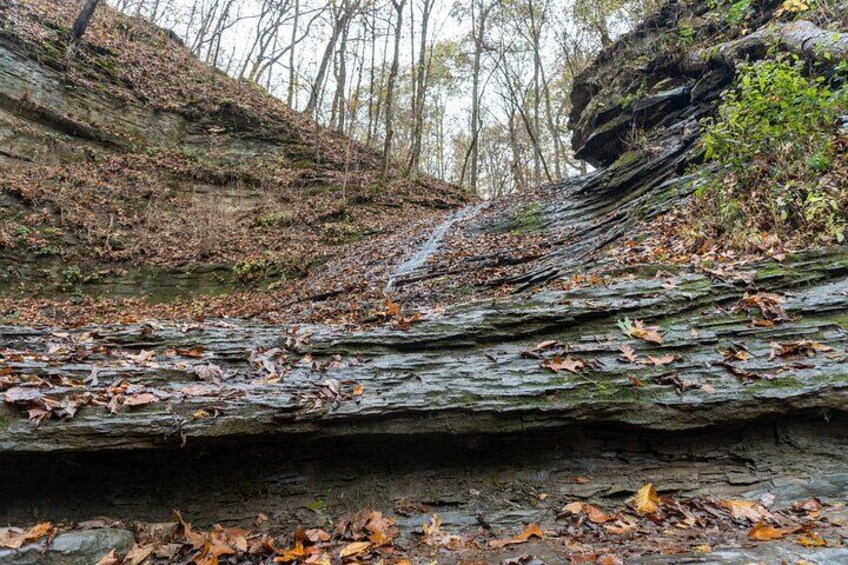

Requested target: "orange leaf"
[
  {"left": 489, "top": 523, "right": 544, "bottom": 548},
  {"left": 94, "top": 550, "right": 121, "bottom": 565},
  {"left": 633, "top": 484, "right": 660, "bottom": 514},
  {"left": 797, "top": 532, "right": 827, "bottom": 547},
  {"left": 748, "top": 522, "right": 799, "bottom": 541},
  {"left": 515, "top": 523, "right": 544, "bottom": 541}
]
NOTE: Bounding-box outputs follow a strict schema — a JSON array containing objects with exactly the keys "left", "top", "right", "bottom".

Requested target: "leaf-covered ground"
[{"left": 3, "top": 489, "right": 847, "bottom": 564}]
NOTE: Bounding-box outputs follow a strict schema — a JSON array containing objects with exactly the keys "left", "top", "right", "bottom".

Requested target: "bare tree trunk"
[
  {"left": 69, "top": 0, "right": 103, "bottom": 51},
  {"left": 288, "top": 0, "right": 300, "bottom": 107},
  {"left": 365, "top": 6, "right": 378, "bottom": 145},
  {"left": 330, "top": 23, "right": 349, "bottom": 133},
  {"left": 406, "top": 0, "right": 435, "bottom": 178},
  {"left": 467, "top": 1, "right": 496, "bottom": 195},
  {"left": 381, "top": 0, "right": 406, "bottom": 181},
  {"left": 306, "top": 1, "right": 357, "bottom": 118}
]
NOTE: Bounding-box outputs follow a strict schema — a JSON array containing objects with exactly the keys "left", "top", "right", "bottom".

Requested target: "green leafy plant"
[
  {"left": 677, "top": 25, "right": 696, "bottom": 49},
  {"left": 708, "top": 0, "right": 754, "bottom": 25},
  {"left": 698, "top": 58, "right": 848, "bottom": 246}
]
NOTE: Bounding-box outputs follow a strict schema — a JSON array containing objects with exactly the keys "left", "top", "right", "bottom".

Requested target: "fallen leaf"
[
  {"left": 339, "top": 541, "right": 370, "bottom": 558},
  {"left": 793, "top": 498, "right": 823, "bottom": 514},
  {"left": 489, "top": 523, "right": 544, "bottom": 548},
  {"left": 124, "top": 543, "right": 156, "bottom": 565},
  {"left": 94, "top": 550, "right": 120, "bottom": 565},
  {"left": 123, "top": 392, "right": 159, "bottom": 407},
  {"left": 633, "top": 484, "right": 660, "bottom": 514},
  {"left": 644, "top": 354, "right": 677, "bottom": 366},
  {"left": 542, "top": 355, "right": 583, "bottom": 374},
  {"left": 721, "top": 500, "right": 767, "bottom": 522},
  {"left": 748, "top": 522, "right": 799, "bottom": 541},
  {"left": 561, "top": 502, "right": 612, "bottom": 524},
  {"left": 797, "top": 532, "right": 827, "bottom": 547},
  {"left": 604, "top": 516, "right": 638, "bottom": 535},
  {"left": 620, "top": 318, "right": 664, "bottom": 345},
  {"left": 618, "top": 345, "right": 639, "bottom": 363},
  {"left": 0, "top": 522, "right": 52, "bottom": 549}
]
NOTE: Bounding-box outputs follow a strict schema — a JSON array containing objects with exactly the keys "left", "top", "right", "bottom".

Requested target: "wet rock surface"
[{"left": 0, "top": 529, "right": 134, "bottom": 565}]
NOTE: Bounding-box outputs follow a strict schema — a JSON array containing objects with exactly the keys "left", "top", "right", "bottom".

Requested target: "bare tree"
[
  {"left": 305, "top": 0, "right": 359, "bottom": 117},
  {"left": 381, "top": 0, "right": 407, "bottom": 181},
  {"left": 69, "top": 0, "right": 103, "bottom": 50},
  {"left": 406, "top": 0, "right": 436, "bottom": 177},
  {"left": 468, "top": 0, "right": 496, "bottom": 195}
]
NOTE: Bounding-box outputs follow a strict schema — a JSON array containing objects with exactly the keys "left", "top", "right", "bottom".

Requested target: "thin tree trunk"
[
  {"left": 69, "top": 0, "right": 103, "bottom": 50},
  {"left": 305, "top": 1, "right": 356, "bottom": 118},
  {"left": 406, "top": 0, "right": 435, "bottom": 178},
  {"left": 287, "top": 0, "right": 300, "bottom": 107},
  {"left": 381, "top": 0, "right": 406, "bottom": 181}
]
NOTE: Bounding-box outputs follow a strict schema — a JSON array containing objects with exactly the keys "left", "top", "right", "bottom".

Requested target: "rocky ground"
[{"left": 2, "top": 0, "right": 848, "bottom": 563}]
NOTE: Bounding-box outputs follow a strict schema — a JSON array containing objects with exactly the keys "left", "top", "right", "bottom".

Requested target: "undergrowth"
[{"left": 690, "top": 58, "right": 848, "bottom": 248}]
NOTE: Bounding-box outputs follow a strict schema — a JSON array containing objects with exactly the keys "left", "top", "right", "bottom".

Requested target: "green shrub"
[
  {"left": 709, "top": 0, "right": 753, "bottom": 25},
  {"left": 698, "top": 58, "right": 848, "bottom": 245}
]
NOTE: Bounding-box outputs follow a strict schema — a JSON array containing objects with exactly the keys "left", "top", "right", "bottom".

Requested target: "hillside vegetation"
[{"left": 0, "top": 0, "right": 465, "bottom": 307}]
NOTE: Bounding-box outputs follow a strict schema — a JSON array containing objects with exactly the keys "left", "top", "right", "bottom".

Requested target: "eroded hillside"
[{"left": 0, "top": 0, "right": 465, "bottom": 313}]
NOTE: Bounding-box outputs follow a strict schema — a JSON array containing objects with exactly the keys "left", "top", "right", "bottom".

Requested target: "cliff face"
[{"left": 569, "top": 0, "right": 848, "bottom": 167}]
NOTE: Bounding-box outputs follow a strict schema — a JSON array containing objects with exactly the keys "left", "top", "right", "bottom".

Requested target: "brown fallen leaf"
[
  {"left": 633, "top": 484, "right": 660, "bottom": 514},
  {"left": 194, "top": 364, "right": 225, "bottom": 383},
  {"left": 0, "top": 522, "right": 53, "bottom": 549},
  {"left": 94, "top": 550, "right": 120, "bottom": 565},
  {"left": 721, "top": 500, "right": 767, "bottom": 522},
  {"left": 741, "top": 293, "right": 792, "bottom": 322},
  {"left": 124, "top": 543, "right": 156, "bottom": 565},
  {"left": 644, "top": 354, "right": 677, "bottom": 366},
  {"left": 793, "top": 498, "right": 823, "bottom": 514},
  {"left": 604, "top": 516, "right": 638, "bottom": 535},
  {"left": 339, "top": 541, "right": 371, "bottom": 558},
  {"left": 542, "top": 355, "right": 583, "bottom": 374},
  {"left": 123, "top": 392, "right": 159, "bottom": 408},
  {"left": 618, "top": 345, "right": 639, "bottom": 363},
  {"left": 562, "top": 502, "right": 613, "bottom": 524},
  {"left": 770, "top": 340, "right": 833, "bottom": 360},
  {"left": 489, "top": 523, "right": 544, "bottom": 548},
  {"left": 175, "top": 347, "right": 205, "bottom": 358}
]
